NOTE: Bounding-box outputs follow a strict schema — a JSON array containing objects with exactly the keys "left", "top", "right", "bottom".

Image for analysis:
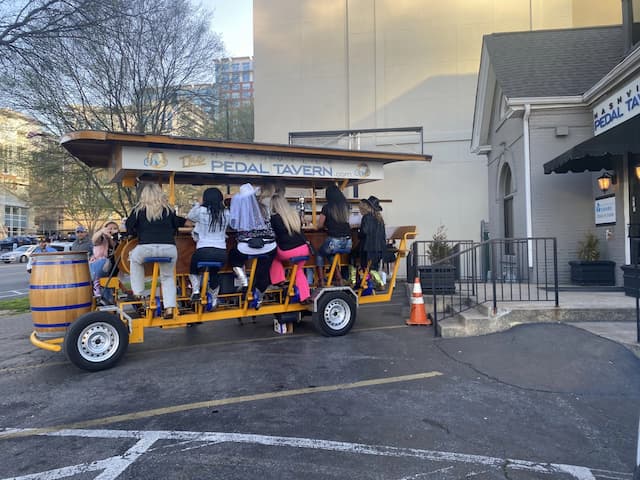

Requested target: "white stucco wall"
[{"left": 253, "top": 0, "right": 621, "bottom": 247}]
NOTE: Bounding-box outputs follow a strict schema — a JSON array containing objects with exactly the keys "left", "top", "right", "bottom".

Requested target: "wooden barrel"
[{"left": 29, "top": 251, "right": 93, "bottom": 338}]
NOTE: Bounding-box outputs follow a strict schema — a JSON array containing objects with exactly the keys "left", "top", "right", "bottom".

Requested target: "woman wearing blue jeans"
[{"left": 315, "top": 185, "right": 352, "bottom": 286}]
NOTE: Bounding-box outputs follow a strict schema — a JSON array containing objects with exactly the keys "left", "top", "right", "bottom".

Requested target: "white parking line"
[
  {"left": 0, "top": 289, "right": 28, "bottom": 299},
  {"left": 1, "top": 427, "right": 632, "bottom": 480}
]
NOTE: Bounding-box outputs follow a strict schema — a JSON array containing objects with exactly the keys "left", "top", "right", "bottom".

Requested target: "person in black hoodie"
[
  {"left": 269, "top": 194, "right": 311, "bottom": 303},
  {"left": 358, "top": 195, "right": 386, "bottom": 276}
]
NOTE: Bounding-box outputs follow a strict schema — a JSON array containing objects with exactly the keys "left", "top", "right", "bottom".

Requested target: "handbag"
[
  {"left": 247, "top": 237, "right": 265, "bottom": 249},
  {"left": 305, "top": 240, "right": 316, "bottom": 257}
]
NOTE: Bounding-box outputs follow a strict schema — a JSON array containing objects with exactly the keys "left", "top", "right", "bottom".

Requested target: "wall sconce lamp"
[
  {"left": 635, "top": 165, "right": 640, "bottom": 180},
  {"left": 597, "top": 171, "right": 617, "bottom": 193}
]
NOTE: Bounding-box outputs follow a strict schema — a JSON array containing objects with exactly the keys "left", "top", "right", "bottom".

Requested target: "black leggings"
[
  {"left": 229, "top": 247, "right": 276, "bottom": 293},
  {"left": 190, "top": 247, "right": 227, "bottom": 289},
  {"left": 360, "top": 251, "right": 382, "bottom": 271}
]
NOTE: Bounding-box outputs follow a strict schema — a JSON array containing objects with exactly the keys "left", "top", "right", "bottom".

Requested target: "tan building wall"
[
  {"left": 254, "top": 0, "right": 621, "bottom": 247},
  {"left": 0, "top": 109, "right": 39, "bottom": 236}
]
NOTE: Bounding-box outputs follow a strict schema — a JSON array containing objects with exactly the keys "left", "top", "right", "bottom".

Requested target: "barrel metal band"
[
  {"left": 30, "top": 282, "right": 92, "bottom": 290},
  {"left": 31, "top": 302, "right": 92, "bottom": 311}
]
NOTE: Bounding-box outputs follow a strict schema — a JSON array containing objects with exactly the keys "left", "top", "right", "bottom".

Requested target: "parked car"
[
  {"left": 0, "top": 244, "right": 37, "bottom": 263},
  {"left": 49, "top": 242, "right": 74, "bottom": 252},
  {"left": 0, "top": 236, "right": 35, "bottom": 251},
  {"left": 27, "top": 242, "right": 74, "bottom": 273}
]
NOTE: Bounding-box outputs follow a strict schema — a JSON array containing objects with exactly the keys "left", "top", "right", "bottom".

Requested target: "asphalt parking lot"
[{"left": 0, "top": 293, "right": 639, "bottom": 480}]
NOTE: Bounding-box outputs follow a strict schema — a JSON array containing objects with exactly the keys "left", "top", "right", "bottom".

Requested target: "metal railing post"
[
  {"left": 553, "top": 238, "right": 559, "bottom": 307},
  {"left": 432, "top": 263, "right": 439, "bottom": 337},
  {"left": 491, "top": 240, "right": 497, "bottom": 314}
]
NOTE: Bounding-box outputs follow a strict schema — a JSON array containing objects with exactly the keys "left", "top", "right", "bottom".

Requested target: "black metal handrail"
[{"left": 408, "top": 237, "right": 559, "bottom": 336}]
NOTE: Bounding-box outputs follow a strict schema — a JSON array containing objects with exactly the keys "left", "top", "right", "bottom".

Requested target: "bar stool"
[
  {"left": 195, "top": 261, "right": 224, "bottom": 311},
  {"left": 246, "top": 253, "right": 271, "bottom": 309},
  {"left": 283, "top": 255, "right": 309, "bottom": 304},
  {"left": 326, "top": 248, "right": 351, "bottom": 286},
  {"left": 144, "top": 256, "right": 173, "bottom": 317}
]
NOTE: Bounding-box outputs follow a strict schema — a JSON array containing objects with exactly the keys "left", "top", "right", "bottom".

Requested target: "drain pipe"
[{"left": 523, "top": 104, "right": 533, "bottom": 268}]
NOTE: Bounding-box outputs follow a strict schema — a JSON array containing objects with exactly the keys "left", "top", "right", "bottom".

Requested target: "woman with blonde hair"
[
  {"left": 269, "top": 194, "right": 311, "bottom": 303},
  {"left": 125, "top": 183, "right": 186, "bottom": 319}
]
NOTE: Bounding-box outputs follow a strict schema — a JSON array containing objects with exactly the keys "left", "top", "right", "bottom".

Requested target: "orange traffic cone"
[{"left": 406, "top": 277, "right": 431, "bottom": 326}]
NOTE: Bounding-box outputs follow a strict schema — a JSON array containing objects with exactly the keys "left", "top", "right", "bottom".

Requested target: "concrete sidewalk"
[
  {"left": 510, "top": 289, "right": 640, "bottom": 356},
  {"left": 426, "top": 283, "right": 640, "bottom": 356}
]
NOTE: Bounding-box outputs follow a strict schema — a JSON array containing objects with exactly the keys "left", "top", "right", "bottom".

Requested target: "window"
[
  {"left": 5, "top": 205, "right": 27, "bottom": 232},
  {"left": 242, "top": 72, "right": 251, "bottom": 82},
  {"left": 242, "top": 62, "right": 251, "bottom": 71},
  {"left": 501, "top": 164, "right": 514, "bottom": 254},
  {"left": 232, "top": 63, "right": 240, "bottom": 71},
  {"left": 232, "top": 73, "right": 240, "bottom": 83}
]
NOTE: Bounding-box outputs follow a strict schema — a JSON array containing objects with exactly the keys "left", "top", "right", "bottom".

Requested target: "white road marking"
[
  {"left": 0, "top": 289, "right": 27, "bottom": 299},
  {"left": 94, "top": 432, "right": 161, "bottom": 480},
  {"left": 1, "top": 427, "right": 627, "bottom": 480}
]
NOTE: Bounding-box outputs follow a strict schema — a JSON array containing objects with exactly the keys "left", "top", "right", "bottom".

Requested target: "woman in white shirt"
[{"left": 187, "top": 187, "right": 230, "bottom": 307}]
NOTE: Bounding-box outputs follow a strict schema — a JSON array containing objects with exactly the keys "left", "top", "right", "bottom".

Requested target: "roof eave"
[
  {"left": 584, "top": 43, "right": 640, "bottom": 104},
  {"left": 507, "top": 96, "right": 586, "bottom": 109},
  {"left": 471, "top": 42, "right": 494, "bottom": 154}
]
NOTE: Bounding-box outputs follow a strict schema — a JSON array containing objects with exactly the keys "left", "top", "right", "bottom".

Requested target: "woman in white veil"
[{"left": 228, "top": 183, "right": 277, "bottom": 309}]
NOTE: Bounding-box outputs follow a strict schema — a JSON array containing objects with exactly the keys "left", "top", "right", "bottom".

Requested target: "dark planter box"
[
  {"left": 568, "top": 260, "right": 615, "bottom": 286},
  {"left": 621, "top": 264, "right": 640, "bottom": 296},
  {"left": 418, "top": 264, "right": 455, "bottom": 294}
]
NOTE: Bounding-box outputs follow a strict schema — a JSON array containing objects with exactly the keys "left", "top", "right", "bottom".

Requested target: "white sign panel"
[
  {"left": 595, "top": 195, "right": 616, "bottom": 225},
  {"left": 120, "top": 146, "right": 384, "bottom": 181},
  {"left": 593, "top": 75, "right": 640, "bottom": 135}
]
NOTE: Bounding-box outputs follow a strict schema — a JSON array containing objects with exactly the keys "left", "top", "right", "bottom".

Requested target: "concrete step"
[
  {"left": 437, "top": 316, "right": 467, "bottom": 337},
  {"left": 437, "top": 305, "right": 516, "bottom": 338}
]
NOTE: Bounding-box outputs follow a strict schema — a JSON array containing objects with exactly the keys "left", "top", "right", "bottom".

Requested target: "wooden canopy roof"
[{"left": 60, "top": 130, "right": 431, "bottom": 188}]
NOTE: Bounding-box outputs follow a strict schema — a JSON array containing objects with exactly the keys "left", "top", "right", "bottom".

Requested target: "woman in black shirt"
[
  {"left": 269, "top": 194, "right": 311, "bottom": 303},
  {"left": 126, "top": 183, "right": 186, "bottom": 319},
  {"left": 315, "top": 185, "right": 352, "bottom": 286}
]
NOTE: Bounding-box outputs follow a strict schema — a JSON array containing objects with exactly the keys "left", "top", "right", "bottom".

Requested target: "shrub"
[
  {"left": 577, "top": 232, "right": 600, "bottom": 261},
  {"left": 428, "top": 225, "right": 452, "bottom": 262}
]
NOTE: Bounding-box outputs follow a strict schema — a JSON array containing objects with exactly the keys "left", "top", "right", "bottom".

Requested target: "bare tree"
[
  {"left": 6, "top": 0, "right": 225, "bottom": 223},
  {"left": 0, "top": 0, "right": 116, "bottom": 49}
]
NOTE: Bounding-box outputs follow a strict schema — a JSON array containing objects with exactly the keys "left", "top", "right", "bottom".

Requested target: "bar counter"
[{"left": 115, "top": 227, "right": 359, "bottom": 275}]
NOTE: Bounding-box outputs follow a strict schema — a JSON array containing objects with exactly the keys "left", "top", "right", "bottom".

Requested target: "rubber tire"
[
  {"left": 312, "top": 291, "right": 357, "bottom": 337},
  {"left": 19, "top": 255, "right": 27, "bottom": 263},
  {"left": 64, "top": 311, "right": 129, "bottom": 371}
]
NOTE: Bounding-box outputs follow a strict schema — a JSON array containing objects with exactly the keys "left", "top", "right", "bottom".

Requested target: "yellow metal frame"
[
  {"left": 30, "top": 332, "right": 63, "bottom": 352},
  {"left": 30, "top": 228, "right": 417, "bottom": 352}
]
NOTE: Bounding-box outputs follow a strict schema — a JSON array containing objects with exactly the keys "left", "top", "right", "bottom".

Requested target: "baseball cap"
[{"left": 76, "top": 226, "right": 87, "bottom": 233}]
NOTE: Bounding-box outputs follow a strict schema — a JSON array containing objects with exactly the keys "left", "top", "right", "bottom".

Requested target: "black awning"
[{"left": 543, "top": 114, "right": 640, "bottom": 174}]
